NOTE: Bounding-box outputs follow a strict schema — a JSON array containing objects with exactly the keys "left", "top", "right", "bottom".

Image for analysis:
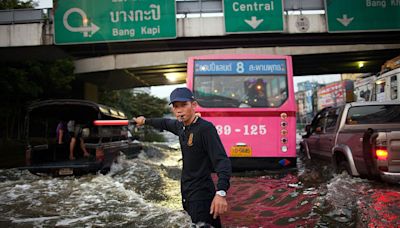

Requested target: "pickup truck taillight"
[
  {"left": 375, "top": 146, "right": 388, "bottom": 160},
  {"left": 96, "top": 147, "right": 105, "bottom": 162}
]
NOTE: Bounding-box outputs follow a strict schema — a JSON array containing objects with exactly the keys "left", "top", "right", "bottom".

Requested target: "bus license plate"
[
  {"left": 59, "top": 168, "right": 73, "bottom": 175},
  {"left": 230, "top": 145, "right": 252, "bottom": 157}
]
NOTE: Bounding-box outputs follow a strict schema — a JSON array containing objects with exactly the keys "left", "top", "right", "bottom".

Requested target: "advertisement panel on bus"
[{"left": 187, "top": 54, "right": 296, "bottom": 170}]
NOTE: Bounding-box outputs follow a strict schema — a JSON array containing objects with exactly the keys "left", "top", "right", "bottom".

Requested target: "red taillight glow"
[
  {"left": 96, "top": 147, "right": 104, "bottom": 162},
  {"left": 93, "top": 120, "right": 129, "bottom": 126},
  {"left": 375, "top": 147, "right": 388, "bottom": 160}
]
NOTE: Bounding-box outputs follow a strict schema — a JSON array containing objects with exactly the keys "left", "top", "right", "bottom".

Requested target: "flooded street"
[
  {"left": 0, "top": 133, "right": 399, "bottom": 227},
  {"left": 0, "top": 142, "right": 190, "bottom": 227}
]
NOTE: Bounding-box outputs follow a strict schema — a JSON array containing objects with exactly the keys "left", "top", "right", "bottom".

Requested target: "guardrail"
[
  {"left": 0, "top": 0, "right": 324, "bottom": 24},
  {"left": 0, "top": 8, "right": 51, "bottom": 24},
  {"left": 177, "top": 0, "right": 324, "bottom": 14}
]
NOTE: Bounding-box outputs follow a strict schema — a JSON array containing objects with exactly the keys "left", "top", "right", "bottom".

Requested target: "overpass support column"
[{"left": 84, "top": 82, "right": 98, "bottom": 102}]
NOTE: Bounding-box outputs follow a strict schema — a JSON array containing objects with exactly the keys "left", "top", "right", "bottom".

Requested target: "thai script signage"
[
  {"left": 194, "top": 59, "right": 287, "bottom": 75},
  {"left": 54, "top": 0, "right": 176, "bottom": 44}
]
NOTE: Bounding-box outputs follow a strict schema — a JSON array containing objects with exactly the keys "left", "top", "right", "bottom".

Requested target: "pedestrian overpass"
[{"left": 1, "top": 0, "right": 399, "bottom": 101}]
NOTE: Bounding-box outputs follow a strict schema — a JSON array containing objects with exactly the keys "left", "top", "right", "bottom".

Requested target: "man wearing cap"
[{"left": 133, "top": 87, "right": 231, "bottom": 227}]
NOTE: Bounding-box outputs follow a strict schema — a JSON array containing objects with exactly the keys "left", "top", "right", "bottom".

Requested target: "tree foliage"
[
  {"left": 99, "top": 89, "right": 169, "bottom": 119},
  {"left": 0, "top": 59, "right": 75, "bottom": 140},
  {"left": 0, "top": 59, "right": 75, "bottom": 102},
  {"left": 0, "top": 0, "right": 38, "bottom": 10},
  {"left": 99, "top": 90, "right": 170, "bottom": 142}
]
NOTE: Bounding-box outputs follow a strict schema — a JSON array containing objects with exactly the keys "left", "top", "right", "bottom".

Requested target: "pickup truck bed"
[{"left": 301, "top": 101, "right": 400, "bottom": 184}]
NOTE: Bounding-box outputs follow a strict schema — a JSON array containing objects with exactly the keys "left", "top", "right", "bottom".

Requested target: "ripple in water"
[{"left": 0, "top": 144, "right": 191, "bottom": 227}]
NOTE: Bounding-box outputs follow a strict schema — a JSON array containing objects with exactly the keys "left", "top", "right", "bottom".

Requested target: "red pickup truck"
[{"left": 300, "top": 101, "right": 400, "bottom": 184}]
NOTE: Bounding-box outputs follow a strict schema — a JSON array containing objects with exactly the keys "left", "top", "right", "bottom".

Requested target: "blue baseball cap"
[{"left": 169, "top": 87, "right": 195, "bottom": 104}]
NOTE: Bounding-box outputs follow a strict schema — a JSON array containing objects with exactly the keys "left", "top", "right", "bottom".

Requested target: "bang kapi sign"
[{"left": 54, "top": 0, "right": 176, "bottom": 44}]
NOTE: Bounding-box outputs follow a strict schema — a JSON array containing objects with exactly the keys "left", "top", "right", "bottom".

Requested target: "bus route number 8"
[{"left": 236, "top": 61, "right": 244, "bottom": 74}]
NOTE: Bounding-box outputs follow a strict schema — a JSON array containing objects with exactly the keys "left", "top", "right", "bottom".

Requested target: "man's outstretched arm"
[{"left": 133, "top": 116, "right": 180, "bottom": 135}]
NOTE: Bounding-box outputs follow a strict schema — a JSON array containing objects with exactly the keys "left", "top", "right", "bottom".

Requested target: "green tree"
[
  {"left": 99, "top": 89, "right": 169, "bottom": 119},
  {"left": 99, "top": 89, "right": 170, "bottom": 142},
  {"left": 0, "top": 0, "right": 37, "bottom": 9},
  {"left": 0, "top": 59, "right": 75, "bottom": 140}
]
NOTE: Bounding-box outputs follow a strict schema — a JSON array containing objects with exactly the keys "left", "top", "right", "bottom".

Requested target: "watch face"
[{"left": 217, "top": 190, "right": 226, "bottom": 197}]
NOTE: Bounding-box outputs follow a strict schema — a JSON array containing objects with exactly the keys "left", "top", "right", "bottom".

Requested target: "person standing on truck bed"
[
  {"left": 56, "top": 121, "right": 70, "bottom": 145},
  {"left": 133, "top": 87, "right": 232, "bottom": 227},
  {"left": 67, "top": 120, "right": 90, "bottom": 160}
]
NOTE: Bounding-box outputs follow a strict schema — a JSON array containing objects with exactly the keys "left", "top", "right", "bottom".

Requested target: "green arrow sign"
[
  {"left": 223, "top": 0, "right": 284, "bottom": 33},
  {"left": 54, "top": 0, "right": 176, "bottom": 44},
  {"left": 325, "top": 0, "right": 400, "bottom": 32}
]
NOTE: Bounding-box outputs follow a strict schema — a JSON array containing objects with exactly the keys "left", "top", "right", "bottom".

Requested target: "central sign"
[
  {"left": 54, "top": 0, "right": 176, "bottom": 45},
  {"left": 223, "top": 0, "right": 284, "bottom": 33}
]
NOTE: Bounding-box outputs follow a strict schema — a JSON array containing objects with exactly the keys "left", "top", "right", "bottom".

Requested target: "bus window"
[
  {"left": 356, "top": 85, "right": 372, "bottom": 101},
  {"left": 390, "top": 75, "right": 398, "bottom": 100},
  {"left": 376, "top": 81, "right": 386, "bottom": 102}
]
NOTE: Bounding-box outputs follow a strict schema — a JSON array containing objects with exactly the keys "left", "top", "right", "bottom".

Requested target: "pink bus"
[{"left": 187, "top": 54, "right": 296, "bottom": 170}]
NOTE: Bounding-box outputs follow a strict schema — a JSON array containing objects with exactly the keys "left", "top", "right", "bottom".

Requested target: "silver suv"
[{"left": 301, "top": 101, "right": 400, "bottom": 184}]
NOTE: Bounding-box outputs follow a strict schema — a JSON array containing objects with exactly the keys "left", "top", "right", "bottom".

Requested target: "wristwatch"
[{"left": 216, "top": 190, "right": 226, "bottom": 197}]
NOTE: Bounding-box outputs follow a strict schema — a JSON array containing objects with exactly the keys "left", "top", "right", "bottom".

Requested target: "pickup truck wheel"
[{"left": 336, "top": 160, "right": 351, "bottom": 176}]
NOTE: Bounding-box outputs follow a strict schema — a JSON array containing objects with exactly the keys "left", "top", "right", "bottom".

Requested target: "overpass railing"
[
  {"left": 0, "top": 8, "right": 51, "bottom": 24},
  {"left": 177, "top": 0, "right": 324, "bottom": 14},
  {"left": 0, "top": 0, "right": 324, "bottom": 24}
]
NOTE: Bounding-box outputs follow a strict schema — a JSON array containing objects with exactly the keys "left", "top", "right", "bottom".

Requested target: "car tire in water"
[{"left": 335, "top": 160, "right": 351, "bottom": 176}]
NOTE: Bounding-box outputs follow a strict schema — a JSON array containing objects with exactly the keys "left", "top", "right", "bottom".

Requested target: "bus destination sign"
[{"left": 194, "top": 59, "right": 287, "bottom": 75}]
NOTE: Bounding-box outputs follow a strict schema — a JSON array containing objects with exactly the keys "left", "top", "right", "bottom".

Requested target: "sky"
[
  {"left": 293, "top": 74, "right": 341, "bottom": 91},
  {"left": 36, "top": 0, "right": 51, "bottom": 8},
  {"left": 150, "top": 84, "right": 186, "bottom": 99}
]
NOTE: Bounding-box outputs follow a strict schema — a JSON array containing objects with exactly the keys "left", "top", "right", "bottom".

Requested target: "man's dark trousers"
[{"left": 183, "top": 199, "right": 222, "bottom": 228}]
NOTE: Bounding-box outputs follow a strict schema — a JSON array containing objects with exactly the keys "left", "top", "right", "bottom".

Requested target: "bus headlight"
[{"left": 281, "top": 145, "right": 288, "bottom": 152}]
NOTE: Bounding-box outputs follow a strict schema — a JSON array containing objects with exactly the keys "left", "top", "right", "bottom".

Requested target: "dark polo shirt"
[{"left": 146, "top": 117, "right": 231, "bottom": 201}]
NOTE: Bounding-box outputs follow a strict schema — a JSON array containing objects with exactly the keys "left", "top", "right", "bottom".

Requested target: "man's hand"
[
  {"left": 210, "top": 195, "right": 228, "bottom": 219},
  {"left": 133, "top": 116, "right": 146, "bottom": 126}
]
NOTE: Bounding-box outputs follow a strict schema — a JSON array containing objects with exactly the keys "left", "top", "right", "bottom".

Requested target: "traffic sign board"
[
  {"left": 54, "top": 0, "right": 176, "bottom": 44},
  {"left": 325, "top": 0, "right": 400, "bottom": 32},
  {"left": 223, "top": 0, "right": 284, "bottom": 33}
]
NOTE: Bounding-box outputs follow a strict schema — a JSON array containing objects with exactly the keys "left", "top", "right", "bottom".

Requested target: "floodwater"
[{"left": 0, "top": 132, "right": 399, "bottom": 227}]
